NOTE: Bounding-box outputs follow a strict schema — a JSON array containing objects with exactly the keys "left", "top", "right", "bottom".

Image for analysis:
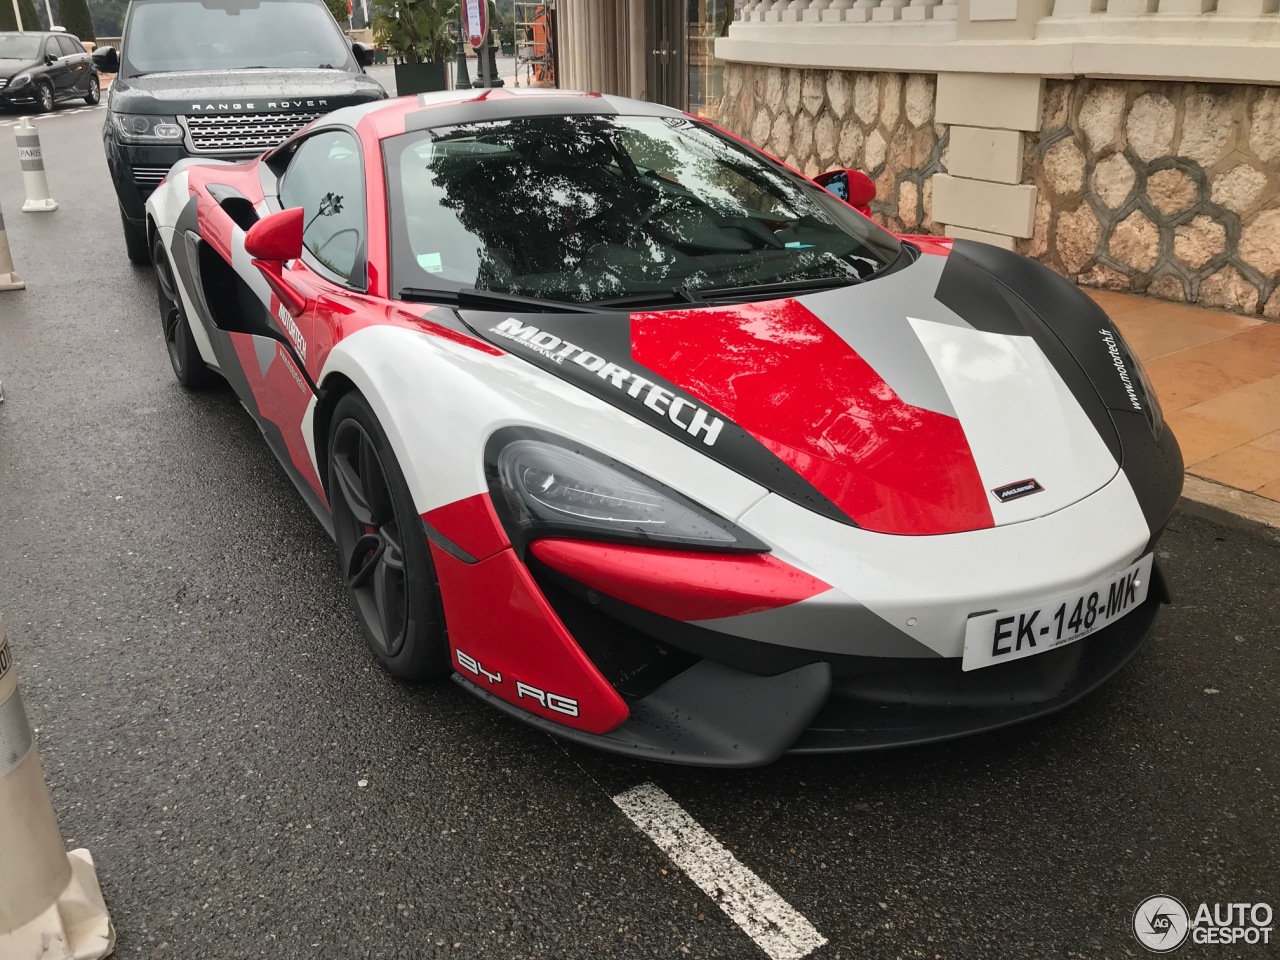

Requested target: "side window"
[
  {"left": 57, "top": 36, "right": 80, "bottom": 57},
  {"left": 278, "top": 130, "right": 366, "bottom": 286},
  {"left": 45, "top": 37, "right": 61, "bottom": 59}
]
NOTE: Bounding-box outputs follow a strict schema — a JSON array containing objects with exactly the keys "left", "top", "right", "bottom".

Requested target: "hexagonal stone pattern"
[
  {"left": 716, "top": 63, "right": 1276, "bottom": 315},
  {"left": 1174, "top": 216, "right": 1227, "bottom": 271}
]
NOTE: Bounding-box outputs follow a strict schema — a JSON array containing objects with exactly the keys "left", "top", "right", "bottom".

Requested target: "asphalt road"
[{"left": 0, "top": 104, "right": 1276, "bottom": 960}]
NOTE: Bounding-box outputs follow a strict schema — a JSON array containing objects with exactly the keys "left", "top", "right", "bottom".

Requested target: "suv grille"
[{"left": 180, "top": 111, "right": 324, "bottom": 155}]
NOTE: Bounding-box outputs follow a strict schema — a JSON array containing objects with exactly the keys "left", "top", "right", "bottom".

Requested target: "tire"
[
  {"left": 33, "top": 80, "right": 54, "bottom": 113},
  {"left": 84, "top": 74, "right": 100, "bottom": 105},
  {"left": 152, "top": 233, "right": 216, "bottom": 389},
  {"left": 122, "top": 208, "right": 150, "bottom": 265},
  {"left": 328, "top": 391, "right": 449, "bottom": 680}
]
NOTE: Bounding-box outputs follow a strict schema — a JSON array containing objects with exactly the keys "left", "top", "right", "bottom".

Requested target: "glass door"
[
  {"left": 686, "top": 0, "right": 733, "bottom": 118},
  {"left": 646, "top": 0, "right": 686, "bottom": 109}
]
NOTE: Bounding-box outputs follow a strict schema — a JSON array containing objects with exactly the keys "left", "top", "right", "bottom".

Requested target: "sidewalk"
[{"left": 1086, "top": 289, "right": 1280, "bottom": 505}]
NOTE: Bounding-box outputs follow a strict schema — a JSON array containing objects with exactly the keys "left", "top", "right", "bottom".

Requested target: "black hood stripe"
[{"left": 460, "top": 309, "right": 852, "bottom": 526}]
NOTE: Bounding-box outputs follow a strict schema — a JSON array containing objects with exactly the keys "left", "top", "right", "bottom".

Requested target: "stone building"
[{"left": 554, "top": 0, "right": 1280, "bottom": 316}]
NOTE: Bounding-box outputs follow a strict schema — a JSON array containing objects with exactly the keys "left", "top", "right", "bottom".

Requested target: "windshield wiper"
[
  {"left": 586, "top": 285, "right": 701, "bottom": 309},
  {"left": 397, "top": 286, "right": 595, "bottom": 314},
  {"left": 689, "top": 273, "right": 866, "bottom": 304}
]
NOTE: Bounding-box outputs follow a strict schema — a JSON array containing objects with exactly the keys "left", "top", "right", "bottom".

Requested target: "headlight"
[
  {"left": 488, "top": 433, "right": 762, "bottom": 552},
  {"left": 8, "top": 74, "right": 32, "bottom": 88},
  {"left": 110, "top": 113, "right": 184, "bottom": 143}
]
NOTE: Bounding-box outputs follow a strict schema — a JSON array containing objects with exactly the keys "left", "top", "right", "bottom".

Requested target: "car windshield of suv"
[
  {"left": 121, "top": 0, "right": 353, "bottom": 75},
  {"left": 0, "top": 35, "right": 43, "bottom": 60},
  {"left": 384, "top": 113, "right": 902, "bottom": 305}
]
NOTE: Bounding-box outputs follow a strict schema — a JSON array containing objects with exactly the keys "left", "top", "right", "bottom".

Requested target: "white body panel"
[
  {"left": 738, "top": 471, "right": 1151, "bottom": 658},
  {"left": 909, "top": 316, "right": 1120, "bottom": 525}
]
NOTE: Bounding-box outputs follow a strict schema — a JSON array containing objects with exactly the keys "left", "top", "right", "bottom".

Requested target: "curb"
[{"left": 1179, "top": 475, "right": 1280, "bottom": 544}]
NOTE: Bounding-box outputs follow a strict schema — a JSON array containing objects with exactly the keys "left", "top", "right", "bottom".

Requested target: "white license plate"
[{"left": 962, "top": 554, "right": 1153, "bottom": 672}]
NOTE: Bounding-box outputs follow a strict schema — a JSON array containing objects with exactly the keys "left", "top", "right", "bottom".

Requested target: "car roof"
[
  {"left": 327, "top": 88, "right": 690, "bottom": 142},
  {"left": 0, "top": 31, "right": 80, "bottom": 39}
]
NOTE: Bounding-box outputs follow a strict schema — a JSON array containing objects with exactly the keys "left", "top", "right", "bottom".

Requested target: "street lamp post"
[
  {"left": 43, "top": 0, "right": 53, "bottom": 28},
  {"left": 10, "top": 0, "right": 23, "bottom": 31},
  {"left": 453, "top": 15, "right": 471, "bottom": 90}
]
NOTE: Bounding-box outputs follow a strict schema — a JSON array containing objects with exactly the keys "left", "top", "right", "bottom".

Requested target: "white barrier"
[
  {"left": 0, "top": 618, "right": 115, "bottom": 959},
  {"left": 14, "top": 119, "right": 58, "bottom": 213},
  {"left": 0, "top": 198, "right": 24, "bottom": 291}
]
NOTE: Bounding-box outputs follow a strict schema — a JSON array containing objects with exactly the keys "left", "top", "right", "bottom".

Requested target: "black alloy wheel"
[
  {"left": 328, "top": 392, "right": 448, "bottom": 680},
  {"left": 152, "top": 234, "right": 215, "bottom": 388}
]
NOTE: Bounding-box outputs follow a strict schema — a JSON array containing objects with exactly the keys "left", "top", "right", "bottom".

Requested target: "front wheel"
[
  {"left": 328, "top": 391, "right": 449, "bottom": 680},
  {"left": 84, "top": 74, "right": 100, "bottom": 105},
  {"left": 153, "top": 234, "right": 215, "bottom": 389},
  {"left": 33, "top": 80, "right": 54, "bottom": 113}
]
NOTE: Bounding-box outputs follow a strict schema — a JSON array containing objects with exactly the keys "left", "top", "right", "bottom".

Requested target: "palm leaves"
[{"left": 372, "top": 0, "right": 458, "bottom": 64}]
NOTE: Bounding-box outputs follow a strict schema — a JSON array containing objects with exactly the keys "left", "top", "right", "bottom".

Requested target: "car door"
[
  {"left": 56, "top": 35, "right": 90, "bottom": 92},
  {"left": 216, "top": 128, "right": 369, "bottom": 508},
  {"left": 275, "top": 128, "right": 370, "bottom": 384},
  {"left": 43, "top": 36, "right": 71, "bottom": 95}
]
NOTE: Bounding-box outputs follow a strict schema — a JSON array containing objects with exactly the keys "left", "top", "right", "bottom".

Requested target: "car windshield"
[
  {"left": 384, "top": 113, "right": 902, "bottom": 304},
  {"left": 120, "top": 0, "right": 353, "bottom": 76},
  {"left": 0, "top": 35, "right": 42, "bottom": 59}
]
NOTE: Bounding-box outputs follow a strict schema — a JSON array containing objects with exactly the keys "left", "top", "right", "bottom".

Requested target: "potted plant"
[{"left": 373, "top": 0, "right": 456, "bottom": 95}]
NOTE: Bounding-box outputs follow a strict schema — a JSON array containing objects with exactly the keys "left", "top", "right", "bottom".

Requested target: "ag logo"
[{"left": 1134, "top": 895, "right": 1190, "bottom": 953}]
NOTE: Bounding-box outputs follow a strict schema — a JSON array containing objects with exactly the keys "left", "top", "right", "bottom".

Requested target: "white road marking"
[
  {"left": 613, "top": 783, "right": 827, "bottom": 960},
  {"left": 0, "top": 105, "right": 105, "bottom": 128}
]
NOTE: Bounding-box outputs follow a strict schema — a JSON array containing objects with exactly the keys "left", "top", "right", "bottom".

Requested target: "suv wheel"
[{"left": 84, "top": 75, "right": 100, "bottom": 106}]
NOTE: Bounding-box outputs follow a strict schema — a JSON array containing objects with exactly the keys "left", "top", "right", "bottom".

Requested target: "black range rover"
[{"left": 104, "top": 0, "right": 386, "bottom": 263}]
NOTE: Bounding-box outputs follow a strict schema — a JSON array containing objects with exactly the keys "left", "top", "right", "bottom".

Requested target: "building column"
[{"left": 931, "top": 73, "right": 1042, "bottom": 250}]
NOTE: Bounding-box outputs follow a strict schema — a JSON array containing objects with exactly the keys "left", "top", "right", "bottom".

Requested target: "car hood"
[
  {"left": 108, "top": 68, "right": 385, "bottom": 114},
  {"left": 461, "top": 245, "right": 1128, "bottom": 536},
  {"left": 0, "top": 58, "right": 37, "bottom": 80}
]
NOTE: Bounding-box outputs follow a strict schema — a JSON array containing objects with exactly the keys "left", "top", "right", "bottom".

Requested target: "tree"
[
  {"left": 0, "top": 0, "right": 43, "bottom": 32},
  {"left": 60, "top": 0, "right": 96, "bottom": 39},
  {"left": 324, "top": 0, "right": 350, "bottom": 25}
]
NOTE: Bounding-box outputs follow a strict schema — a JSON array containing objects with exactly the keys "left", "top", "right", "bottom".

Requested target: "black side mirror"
[
  {"left": 91, "top": 46, "right": 119, "bottom": 71},
  {"left": 351, "top": 41, "right": 372, "bottom": 68},
  {"left": 44, "top": 54, "right": 57, "bottom": 65}
]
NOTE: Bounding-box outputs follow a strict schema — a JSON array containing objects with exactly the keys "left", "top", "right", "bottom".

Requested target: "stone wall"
[
  {"left": 1023, "top": 80, "right": 1280, "bottom": 317},
  {"left": 717, "top": 63, "right": 1280, "bottom": 317},
  {"left": 718, "top": 64, "right": 947, "bottom": 234}
]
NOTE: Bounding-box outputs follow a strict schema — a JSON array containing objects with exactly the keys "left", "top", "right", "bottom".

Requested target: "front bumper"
[{"left": 458, "top": 554, "right": 1167, "bottom": 766}]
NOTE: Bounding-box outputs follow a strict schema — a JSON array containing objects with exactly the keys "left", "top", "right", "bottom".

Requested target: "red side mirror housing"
[
  {"left": 814, "top": 168, "right": 876, "bottom": 216},
  {"left": 245, "top": 207, "right": 307, "bottom": 315},
  {"left": 245, "top": 206, "right": 304, "bottom": 262}
]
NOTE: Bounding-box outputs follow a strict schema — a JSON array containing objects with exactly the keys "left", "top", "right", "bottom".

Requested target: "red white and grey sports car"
[{"left": 145, "top": 89, "right": 1182, "bottom": 766}]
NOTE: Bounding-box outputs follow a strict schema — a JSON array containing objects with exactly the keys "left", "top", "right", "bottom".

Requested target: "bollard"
[
  {"left": 0, "top": 618, "right": 115, "bottom": 960},
  {"left": 14, "top": 119, "right": 58, "bottom": 213},
  {"left": 0, "top": 198, "right": 24, "bottom": 291}
]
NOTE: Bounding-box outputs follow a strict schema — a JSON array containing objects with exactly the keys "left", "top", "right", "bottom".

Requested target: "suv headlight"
[
  {"left": 110, "top": 113, "right": 184, "bottom": 143},
  {"left": 8, "top": 74, "right": 32, "bottom": 89},
  {"left": 487, "top": 432, "right": 764, "bottom": 552}
]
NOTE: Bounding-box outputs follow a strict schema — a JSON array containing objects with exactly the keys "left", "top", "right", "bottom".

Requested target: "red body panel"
[
  {"left": 529, "top": 538, "right": 830, "bottom": 622},
  {"left": 422, "top": 493, "right": 510, "bottom": 561},
  {"left": 431, "top": 544, "right": 629, "bottom": 734},
  {"left": 228, "top": 333, "right": 327, "bottom": 500},
  {"left": 632, "top": 298, "right": 995, "bottom": 535}
]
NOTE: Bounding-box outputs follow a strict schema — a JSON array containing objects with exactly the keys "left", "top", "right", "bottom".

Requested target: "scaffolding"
[{"left": 513, "top": 1, "right": 555, "bottom": 87}]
